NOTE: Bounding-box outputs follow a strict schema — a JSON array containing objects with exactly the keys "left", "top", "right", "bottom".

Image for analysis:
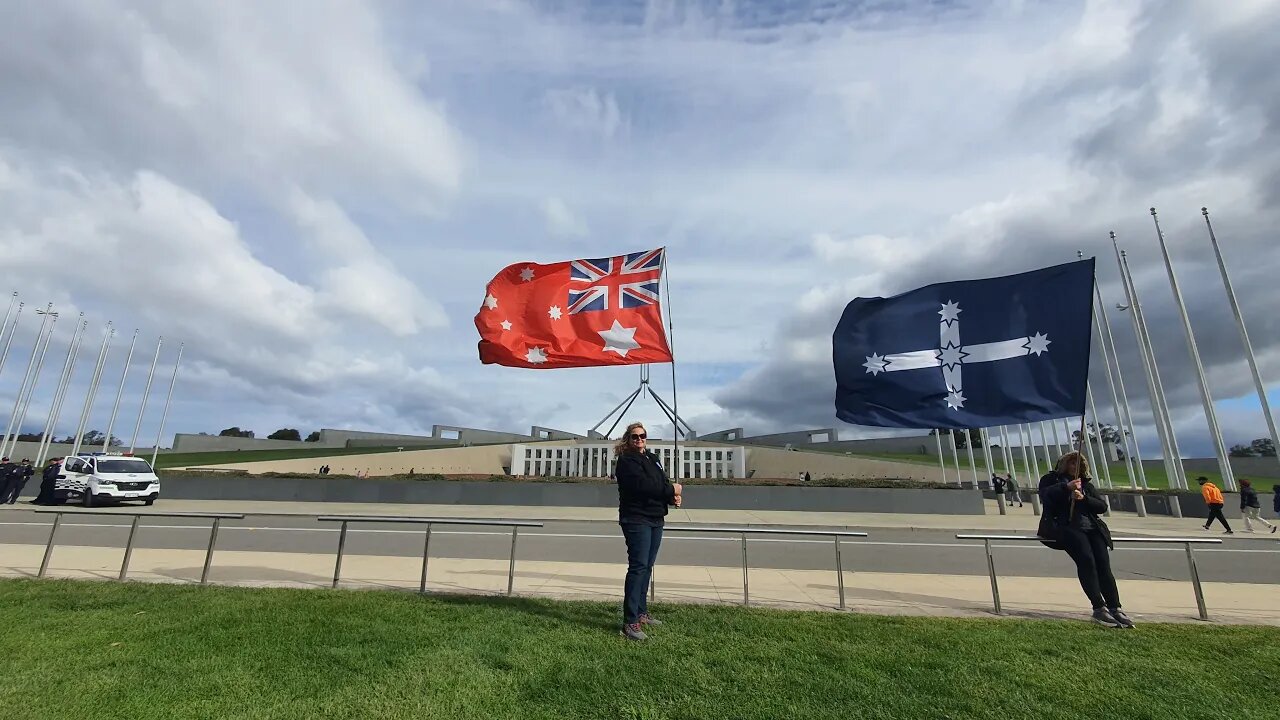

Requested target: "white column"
[
  {"left": 1, "top": 303, "right": 54, "bottom": 457},
  {"left": 129, "top": 337, "right": 163, "bottom": 454},
  {"left": 7, "top": 312, "right": 58, "bottom": 459},
  {"left": 1149, "top": 208, "right": 1235, "bottom": 491},
  {"left": 70, "top": 323, "right": 113, "bottom": 457},
  {"left": 1091, "top": 284, "right": 1142, "bottom": 489},
  {"left": 947, "top": 430, "right": 962, "bottom": 486},
  {"left": 0, "top": 298, "right": 22, "bottom": 383},
  {"left": 102, "top": 329, "right": 138, "bottom": 452}
]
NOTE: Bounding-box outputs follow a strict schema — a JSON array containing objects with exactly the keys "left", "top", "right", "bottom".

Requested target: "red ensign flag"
[{"left": 475, "top": 248, "right": 674, "bottom": 369}]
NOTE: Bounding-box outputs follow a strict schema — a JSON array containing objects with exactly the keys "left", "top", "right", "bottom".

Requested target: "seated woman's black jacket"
[{"left": 1040, "top": 471, "right": 1112, "bottom": 547}]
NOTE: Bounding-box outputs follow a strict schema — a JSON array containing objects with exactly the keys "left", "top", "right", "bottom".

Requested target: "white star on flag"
[
  {"left": 939, "top": 300, "right": 961, "bottom": 324},
  {"left": 483, "top": 294, "right": 498, "bottom": 310},
  {"left": 863, "top": 352, "right": 887, "bottom": 375},
  {"left": 598, "top": 320, "right": 641, "bottom": 357},
  {"left": 945, "top": 389, "right": 967, "bottom": 409},
  {"left": 520, "top": 267, "right": 535, "bottom": 282},
  {"left": 525, "top": 347, "right": 548, "bottom": 364},
  {"left": 500, "top": 320, "right": 512, "bottom": 331},
  {"left": 548, "top": 305, "right": 562, "bottom": 320},
  {"left": 1026, "top": 332, "right": 1051, "bottom": 356}
]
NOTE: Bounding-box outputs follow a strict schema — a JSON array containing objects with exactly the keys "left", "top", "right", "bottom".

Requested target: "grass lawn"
[
  {"left": 154, "top": 446, "right": 407, "bottom": 470},
  {"left": 1, "top": 580, "right": 1277, "bottom": 720}
]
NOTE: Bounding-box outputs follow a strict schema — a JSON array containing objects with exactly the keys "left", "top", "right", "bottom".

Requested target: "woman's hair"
[
  {"left": 614, "top": 422, "right": 646, "bottom": 457},
  {"left": 1240, "top": 478, "right": 1252, "bottom": 488},
  {"left": 1054, "top": 451, "right": 1089, "bottom": 478}
]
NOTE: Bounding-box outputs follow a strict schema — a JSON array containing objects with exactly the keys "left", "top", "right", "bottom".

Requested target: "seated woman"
[{"left": 1039, "top": 451, "right": 1133, "bottom": 628}]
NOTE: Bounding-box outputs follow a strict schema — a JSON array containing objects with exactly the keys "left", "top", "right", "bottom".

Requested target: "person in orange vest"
[{"left": 1198, "top": 477, "right": 1234, "bottom": 535}]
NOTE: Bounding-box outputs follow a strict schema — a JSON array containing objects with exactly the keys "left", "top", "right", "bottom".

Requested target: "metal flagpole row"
[
  {"left": 70, "top": 322, "right": 113, "bottom": 458},
  {"left": 129, "top": 337, "right": 163, "bottom": 455},
  {"left": 151, "top": 343, "right": 183, "bottom": 467},
  {"left": 1201, "top": 208, "right": 1279, "bottom": 474},
  {"left": 1086, "top": 388, "right": 1112, "bottom": 487},
  {"left": 1019, "top": 424, "right": 1041, "bottom": 515},
  {"left": 1089, "top": 276, "right": 1144, "bottom": 493},
  {"left": 0, "top": 295, "right": 21, "bottom": 384},
  {"left": 103, "top": 329, "right": 138, "bottom": 452},
  {"left": 964, "top": 429, "right": 979, "bottom": 489},
  {"left": 1122, "top": 247, "right": 1188, "bottom": 490},
  {"left": 1, "top": 303, "right": 54, "bottom": 458},
  {"left": 1113, "top": 238, "right": 1184, "bottom": 490},
  {"left": 1149, "top": 209, "right": 1235, "bottom": 491},
  {"left": 36, "top": 317, "right": 87, "bottom": 466},
  {"left": 7, "top": 310, "right": 59, "bottom": 460},
  {"left": 1049, "top": 420, "right": 1065, "bottom": 463},
  {"left": 1037, "top": 422, "right": 1054, "bottom": 472}
]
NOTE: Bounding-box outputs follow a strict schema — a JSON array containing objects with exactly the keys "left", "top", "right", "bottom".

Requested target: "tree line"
[{"left": 206, "top": 427, "right": 322, "bottom": 442}]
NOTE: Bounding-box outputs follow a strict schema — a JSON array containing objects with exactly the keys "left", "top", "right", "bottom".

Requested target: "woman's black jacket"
[
  {"left": 1039, "top": 471, "right": 1112, "bottom": 548},
  {"left": 615, "top": 450, "right": 675, "bottom": 524}
]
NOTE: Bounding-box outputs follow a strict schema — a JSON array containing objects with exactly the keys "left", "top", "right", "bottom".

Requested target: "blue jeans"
[{"left": 621, "top": 522, "right": 663, "bottom": 625}]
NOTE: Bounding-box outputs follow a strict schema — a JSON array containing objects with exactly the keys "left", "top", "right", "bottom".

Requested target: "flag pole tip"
[
  {"left": 1201, "top": 206, "right": 1209, "bottom": 215},
  {"left": 1149, "top": 207, "right": 1157, "bottom": 216}
]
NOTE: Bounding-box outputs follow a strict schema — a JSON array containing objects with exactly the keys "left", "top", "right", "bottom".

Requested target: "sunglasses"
[{"left": 629, "top": 433, "right": 647, "bottom": 440}]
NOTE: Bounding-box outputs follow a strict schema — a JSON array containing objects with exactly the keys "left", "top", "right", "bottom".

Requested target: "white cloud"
[
  {"left": 543, "top": 87, "right": 626, "bottom": 139},
  {"left": 541, "top": 197, "right": 589, "bottom": 238}
]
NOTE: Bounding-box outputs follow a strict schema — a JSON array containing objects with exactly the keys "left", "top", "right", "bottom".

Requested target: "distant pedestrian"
[
  {"left": 1198, "top": 477, "right": 1233, "bottom": 534},
  {"left": 1274, "top": 485, "right": 1280, "bottom": 519},
  {"left": 34, "top": 458, "right": 62, "bottom": 505},
  {"left": 991, "top": 474, "right": 1006, "bottom": 496},
  {"left": 1005, "top": 474, "right": 1023, "bottom": 507},
  {"left": 1239, "top": 479, "right": 1275, "bottom": 534},
  {"left": 803, "top": 471, "right": 811, "bottom": 483},
  {"left": 614, "top": 421, "right": 681, "bottom": 641},
  {"left": 2, "top": 459, "right": 34, "bottom": 504},
  {"left": 1039, "top": 451, "right": 1132, "bottom": 628}
]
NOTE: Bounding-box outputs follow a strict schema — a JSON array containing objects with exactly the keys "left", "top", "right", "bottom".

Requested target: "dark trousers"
[
  {"left": 621, "top": 522, "right": 663, "bottom": 625},
  {"left": 2, "top": 476, "right": 27, "bottom": 504},
  {"left": 1204, "top": 504, "right": 1232, "bottom": 531},
  {"left": 1060, "top": 527, "right": 1121, "bottom": 610}
]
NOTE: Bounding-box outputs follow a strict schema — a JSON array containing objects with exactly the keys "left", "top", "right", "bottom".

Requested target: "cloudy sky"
[{"left": 1, "top": 0, "right": 1277, "bottom": 458}]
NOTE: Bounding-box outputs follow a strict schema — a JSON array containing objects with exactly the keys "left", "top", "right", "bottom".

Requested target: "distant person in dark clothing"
[
  {"left": 803, "top": 471, "right": 811, "bottom": 483},
  {"left": 991, "top": 474, "right": 1006, "bottom": 496},
  {"left": 1198, "top": 477, "right": 1233, "bottom": 534},
  {"left": 1238, "top": 479, "right": 1275, "bottom": 533},
  {"left": 34, "top": 458, "right": 63, "bottom": 505},
  {"left": 2, "top": 459, "right": 34, "bottom": 504},
  {"left": 1040, "top": 451, "right": 1133, "bottom": 628},
  {"left": 1274, "top": 485, "right": 1280, "bottom": 519},
  {"left": 614, "top": 421, "right": 680, "bottom": 641}
]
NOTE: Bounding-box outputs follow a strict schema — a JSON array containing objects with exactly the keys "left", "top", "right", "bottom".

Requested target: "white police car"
[{"left": 56, "top": 453, "right": 160, "bottom": 507}]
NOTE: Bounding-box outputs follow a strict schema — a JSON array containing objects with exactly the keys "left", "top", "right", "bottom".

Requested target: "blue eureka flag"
[{"left": 833, "top": 259, "right": 1094, "bottom": 429}]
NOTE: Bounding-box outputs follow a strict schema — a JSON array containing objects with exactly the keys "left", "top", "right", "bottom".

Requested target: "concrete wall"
[
  {"left": 152, "top": 475, "right": 985, "bottom": 514},
  {"left": 0, "top": 440, "right": 169, "bottom": 461},
  {"left": 172, "top": 434, "right": 334, "bottom": 452},
  {"left": 181, "top": 444, "right": 515, "bottom": 476},
  {"left": 738, "top": 429, "right": 838, "bottom": 446}
]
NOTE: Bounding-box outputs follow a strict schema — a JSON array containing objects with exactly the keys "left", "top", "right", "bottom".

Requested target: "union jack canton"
[{"left": 567, "top": 248, "right": 664, "bottom": 314}]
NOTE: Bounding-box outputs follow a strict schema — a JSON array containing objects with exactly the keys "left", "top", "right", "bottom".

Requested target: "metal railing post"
[
  {"left": 835, "top": 535, "right": 846, "bottom": 610},
  {"left": 649, "top": 568, "right": 655, "bottom": 604},
  {"left": 200, "top": 517, "right": 222, "bottom": 585},
  {"left": 740, "top": 531, "right": 750, "bottom": 606},
  {"left": 507, "top": 526, "right": 519, "bottom": 596},
  {"left": 38, "top": 512, "right": 63, "bottom": 578},
  {"left": 1185, "top": 542, "right": 1208, "bottom": 621},
  {"left": 984, "top": 538, "right": 1001, "bottom": 614},
  {"left": 419, "top": 523, "right": 432, "bottom": 594},
  {"left": 332, "top": 520, "right": 349, "bottom": 589},
  {"left": 118, "top": 515, "right": 141, "bottom": 581}
]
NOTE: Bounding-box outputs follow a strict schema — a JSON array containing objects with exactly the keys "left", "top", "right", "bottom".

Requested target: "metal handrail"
[
  {"left": 33, "top": 509, "right": 244, "bottom": 584},
  {"left": 316, "top": 515, "right": 544, "bottom": 595},
  {"left": 663, "top": 525, "right": 869, "bottom": 609},
  {"left": 954, "top": 533, "right": 1224, "bottom": 620}
]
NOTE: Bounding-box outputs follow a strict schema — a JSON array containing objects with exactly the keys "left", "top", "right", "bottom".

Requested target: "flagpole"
[
  {"left": 1114, "top": 239, "right": 1185, "bottom": 490},
  {"left": 0, "top": 301, "right": 23, "bottom": 399},
  {"left": 1149, "top": 209, "right": 1235, "bottom": 490},
  {"left": 934, "top": 431, "right": 947, "bottom": 484},
  {"left": 964, "top": 428, "right": 978, "bottom": 489},
  {"left": 1049, "top": 418, "right": 1066, "bottom": 460},
  {"left": 1037, "top": 422, "right": 1054, "bottom": 470},
  {"left": 1201, "top": 207, "right": 1279, "bottom": 473},
  {"left": 129, "top": 337, "right": 162, "bottom": 455},
  {"left": 8, "top": 311, "right": 58, "bottom": 460},
  {"left": 70, "top": 322, "right": 113, "bottom": 458},
  {"left": 947, "top": 429, "right": 962, "bottom": 486},
  {"left": 35, "top": 316, "right": 85, "bottom": 466},
  {"left": 102, "top": 329, "right": 138, "bottom": 452},
  {"left": 1085, "top": 389, "right": 1111, "bottom": 488},
  {"left": 1018, "top": 423, "right": 1042, "bottom": 515},
  {"left": 660, "top": 249, "right": 681, "bottom": 481},
  {"left": 1086, "top": 269, "right": 1145, "bottom": 493},
  {"left": 985, "top": 427, "right": 1006, "bottom": 515},
  {"left": 151, "top": 343, "right": 183, "bottom": 467}
]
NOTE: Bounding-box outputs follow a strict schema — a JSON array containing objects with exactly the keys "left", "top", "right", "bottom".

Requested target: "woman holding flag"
[
  {"left": 614, "top": 422, "right": 681, "bottom": 641},
  {"left": 1039, "top": 451, "right": 1134, "bottom": 628}
]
